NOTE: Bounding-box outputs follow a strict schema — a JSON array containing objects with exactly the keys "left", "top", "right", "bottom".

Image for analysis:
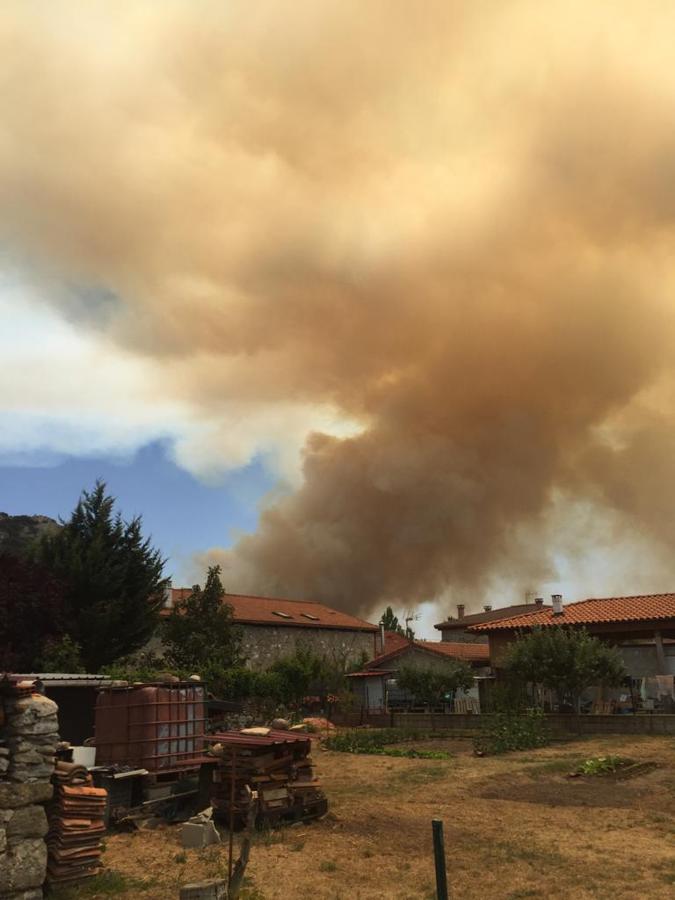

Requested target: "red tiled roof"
[
  {"left": 366, "top": 639, "right": 489, "bottom": 669},
  {"left": 470, "top": 593, "right": 675, "bottom": 632},
  {"left": 163, "top": 588, "right": 378, "bottom": 633},
  {"left": 382, "top": 631, "right": 412, "bottom": 655}
]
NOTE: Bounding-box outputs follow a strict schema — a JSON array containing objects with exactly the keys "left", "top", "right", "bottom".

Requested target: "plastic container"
[
  {"left": 71, "top": 746, "right": 96, "bottom": 768},
  {"left": 94, "top": 683, "right": 206, "bottom": 772}
]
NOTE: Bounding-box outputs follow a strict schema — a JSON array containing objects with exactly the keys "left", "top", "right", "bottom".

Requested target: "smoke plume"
[{"left": 3, "top": 2, "right": 675, "bottom": 615}]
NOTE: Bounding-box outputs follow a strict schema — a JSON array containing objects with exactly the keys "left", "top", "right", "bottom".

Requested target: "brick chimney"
[
  {"left": 457, "top": 604, "right": 465, "bottom": 620},
  {"left": 551, "top": 594, "right": 564, "bottom": 615}
]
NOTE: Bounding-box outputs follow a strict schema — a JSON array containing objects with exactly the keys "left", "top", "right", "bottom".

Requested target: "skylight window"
[
  {"left": 301, "top": 613, "right": 320, "bottom": 621},
  {"left": 272, "top": 610, "right": 293, "bottom": 619}
]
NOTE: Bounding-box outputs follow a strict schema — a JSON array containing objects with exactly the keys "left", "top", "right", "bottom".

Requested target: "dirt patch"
[
  {"left": 55, "top": 734, "right": 675, "bottom": 900},
  {"left": 478, "top": 773, "right": 653, "bottom": 808}
]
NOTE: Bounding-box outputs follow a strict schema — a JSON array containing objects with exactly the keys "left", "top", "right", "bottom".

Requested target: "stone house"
[
  {"left": 162, "top": 589, "right": 379, "bottom": 671},
  {"left": 470, "top": 593, "right": 675, "bottom": 712},
  {"left": 347, "top": 631, "right": 490, "bottom": 712}
]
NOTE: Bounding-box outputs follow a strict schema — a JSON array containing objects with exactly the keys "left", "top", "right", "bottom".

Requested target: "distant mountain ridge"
[{"left": 0, "top": 512, "right": 61, "bottom": 557}]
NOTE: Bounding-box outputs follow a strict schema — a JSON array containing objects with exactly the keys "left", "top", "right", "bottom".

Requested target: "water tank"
[{"left": 94, "top": 683, "right": 206, "bottom": 772}]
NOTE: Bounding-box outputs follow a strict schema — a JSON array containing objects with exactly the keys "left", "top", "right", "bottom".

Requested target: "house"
[
  {"left": 434, "top": 600, "right": 546, "bottom": 644},
  {"left": 470, "top": 592, "right": 675, "bottom": 712},
  {"left": 347, "top": 632, "right": 490, "bottom": 712},
  {"left": 162, "top": 589, "right": 379, "bottom": 671}
]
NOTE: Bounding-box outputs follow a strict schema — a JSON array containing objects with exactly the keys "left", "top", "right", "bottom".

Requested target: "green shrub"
[
  {"left": 576, "top": 755, "right": 628, "bottom": 776},
  {"left": 473, "top": 709, "right": 550, "bottom": 756},
  {"left": 325, "top": 728, "right": 451, "bottom": 758}
]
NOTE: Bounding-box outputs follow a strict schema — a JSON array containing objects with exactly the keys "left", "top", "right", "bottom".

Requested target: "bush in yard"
[
  {"left": 326, "top": 728, "right": 451, "bottom": 758},
  {"left": 473, "top": 708, "right": 550, "bottom": 756}
]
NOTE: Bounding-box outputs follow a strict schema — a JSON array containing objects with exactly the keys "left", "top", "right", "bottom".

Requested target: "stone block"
[
  {"left": 12, "top": 695, "right": 58, "bottom": 720},
  {"left": 7, "top": 806, "right": 48, "bottom": 840},
  {"left": 0, "top": 837, "right": 47, "bottom": 893},
  {"left": 180, "top": 820, "right": 221, "bottom": 849},
  {"left": 0, "top": 782, "right": 53, "bottom": 810},
  {"left": 0, "top": 825, "right": 6, "bottom": 852}
]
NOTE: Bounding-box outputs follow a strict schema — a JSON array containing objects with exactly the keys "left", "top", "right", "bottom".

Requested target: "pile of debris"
[
  {"left": 208, "top": 728, "right": 327, "bottom": 828},
  {"left": 46, "top": 761, "right": 107, "bottom": 887}
]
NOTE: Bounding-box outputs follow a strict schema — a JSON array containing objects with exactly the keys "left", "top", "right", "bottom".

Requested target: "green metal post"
[{"left": 432, "top": 818, "right": 448, "bottom": 900}]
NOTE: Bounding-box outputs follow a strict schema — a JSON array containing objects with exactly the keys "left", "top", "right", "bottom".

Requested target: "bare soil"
[{"left": 61, "top": 734, "right": 675, "bottom": 899}]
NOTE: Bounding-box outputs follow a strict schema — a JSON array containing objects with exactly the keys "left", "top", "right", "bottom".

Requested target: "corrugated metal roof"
[
  {"left": 206, "top": 729, "right": 312, "bottom": 747},
  {"left": 11, "top": 673, "right": 112, "bottom": 687},
  {"left": 470, "top": 593, "right": 675, "bottom": 631}
]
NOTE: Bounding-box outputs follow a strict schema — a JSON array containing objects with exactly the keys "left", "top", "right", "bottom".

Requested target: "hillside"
[{"left": 0, "top": 512, "right": 61, "bottom": 557}]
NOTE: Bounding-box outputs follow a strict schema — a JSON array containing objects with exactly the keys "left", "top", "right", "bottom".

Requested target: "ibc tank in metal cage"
[{"left": 94, "top": 683, "right": 206, "bottom": 772}]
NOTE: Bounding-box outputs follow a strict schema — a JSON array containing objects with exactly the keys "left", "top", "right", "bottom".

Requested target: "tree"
[
  {"left": 0, "top": 554, "right": 68, "bottom": 672},
  {"left": 268, "top": 645, "right": 326, "bottom": 707},
  {"left": 34, "top": 481, "right": 167, "bottom": 670},
  {"left": 162, "top": 565, "right": 243, "bottom": 679},
  {"left": 380, "top": 606, "right": 404, "bottom": 636},
  {"left": 396, "top": 662, "right": 474, "bottom": 710},
  {"left": 505, "top": 627, "right": 626, "bottom": 711}
]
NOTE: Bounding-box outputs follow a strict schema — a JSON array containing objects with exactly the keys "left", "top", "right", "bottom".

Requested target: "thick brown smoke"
[{"left": 3, "top": 2, "right": 675, "bottom": 615}]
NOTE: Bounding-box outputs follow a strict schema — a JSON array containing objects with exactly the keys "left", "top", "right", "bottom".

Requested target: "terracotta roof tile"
[
  {"left": 164, "top": 588, "right": 378, "bottom": 632},
  {"left": 381, "top": 631, "right": 412, "bottom": 654},
  {"left": 470, "top": 593, "right": 675, "bottom": 632}
]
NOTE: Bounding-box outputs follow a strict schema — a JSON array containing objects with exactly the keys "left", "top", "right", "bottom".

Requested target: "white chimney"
[
  {"left": 551, "top": 594, "right": 563, "bottom": 615},
  {"left": 163, "top": 580, "right": 173, "bottom": 609},
  {"left": 535, "top": 597, "right": 544, "bottom": 607},
  {"left": 380, "top": 622, "right": 386, "bottom": 654}
]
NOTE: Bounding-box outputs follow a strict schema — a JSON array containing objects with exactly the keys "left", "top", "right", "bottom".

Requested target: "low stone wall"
[
  {"left": 0, "top": 689, "right": 58, "bottom": 900},
  {"left": 332, "top": 710, "right": 675, "bottom": 735}
]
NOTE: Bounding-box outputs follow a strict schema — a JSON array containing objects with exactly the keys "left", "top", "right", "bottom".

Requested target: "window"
[
  {"left": 301, "top": 613, "right": 320, "bottom": 621},
  {"left": 272, "top": 610, "right": 292, "bottom": 619}
]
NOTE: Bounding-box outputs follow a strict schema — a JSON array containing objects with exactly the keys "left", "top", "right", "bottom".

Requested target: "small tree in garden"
[
  {"left": 396, "top": 662, "right": 473, "bottom": 715},
  {"left": 162, "top": 565, "right": 244, "bottom": 678},
  {"left": 505, "top": 627, "right": 625, "bottom": 711}
]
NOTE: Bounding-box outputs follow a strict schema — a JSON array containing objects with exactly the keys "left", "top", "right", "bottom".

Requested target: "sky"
[{"left": 4, "top": 2, "right": 675, "bottom": 639}]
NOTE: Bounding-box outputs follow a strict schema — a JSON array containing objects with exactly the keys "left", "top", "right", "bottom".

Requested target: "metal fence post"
[{"left": 432, "top": 818, "right": 448, "bottom": 900}]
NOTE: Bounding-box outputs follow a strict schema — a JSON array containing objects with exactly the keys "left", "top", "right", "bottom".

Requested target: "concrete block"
[{"left": 180, "top": 820, "right": 221, "bottom": 849}]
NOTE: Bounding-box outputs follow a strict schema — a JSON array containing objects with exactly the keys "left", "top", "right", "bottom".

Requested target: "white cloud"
[{"left": 0, "top": 279, "right": 362, "bottom": 481}]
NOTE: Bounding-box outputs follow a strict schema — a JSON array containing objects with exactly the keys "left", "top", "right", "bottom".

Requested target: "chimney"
[
  {"left": 380, "top": 622, "right": 386, "bottom": 655},
  {"left": 535, "top": 597, "right": 544, "bottom": 608},
  {"left": 163, "top": 580, "right": 173, "bottom": 609},
  {"left": 551, "top": 594, "right": 564, "bottom": 615},
  {"left": 457, "top": 604, "right": 465, "bottom": 620},
  {"left": 483, "top": 605, "right": 492, "bottom": 612}
]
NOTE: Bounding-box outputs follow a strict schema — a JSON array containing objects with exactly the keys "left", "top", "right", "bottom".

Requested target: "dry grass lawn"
[{"left": 55, "top": 733, "right": 675, "bottom": 899}]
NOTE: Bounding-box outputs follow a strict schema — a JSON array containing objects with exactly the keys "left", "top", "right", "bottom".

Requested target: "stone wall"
[
  {"left": 0, "top": 689, "right": 58, "bottom": 900},
  {"left": 240, "top": 625, "right": 377, "bottom": 670}
]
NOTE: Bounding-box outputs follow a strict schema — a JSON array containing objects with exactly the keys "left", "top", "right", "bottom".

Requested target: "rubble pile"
[
  {"left": 46, "top": 763, "right": 107, "bottom": 888},
  {"left": 0, "top": 684, "right": 58, "bottom": 900},
  {"left": 208, "top": 729, "right": 327, "bottom": 828}
]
